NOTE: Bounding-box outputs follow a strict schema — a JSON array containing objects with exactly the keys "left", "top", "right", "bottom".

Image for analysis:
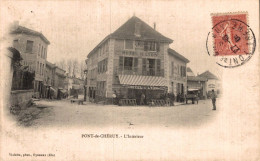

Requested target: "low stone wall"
[{"left": 11, "top": 90, "right": 34, "bottom": 109}]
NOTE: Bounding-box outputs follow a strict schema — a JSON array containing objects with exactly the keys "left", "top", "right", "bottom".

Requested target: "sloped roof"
[
  {"left": 11, "top": 26, "right": 50, "bottom": 44},
  {"left": 198, "top": 71, "right": 219, "bottom": 80},
  {"left": 187, "top": 67, "right": 193, "bottom": 72},
  {"left": 87, "top": 16, "right": 173, "bottom": 58},
  {"left": 110, "top": 16, "right": 173, "bottom": 42},
  {"left": 187, "top": 76, "right": 207, "bottom": 82},
  {"left": 46, "top": 61, "right": 56, "bottom": 68},
  {"left": 168, "top": 48, "right": 190, "bottom": 63}
]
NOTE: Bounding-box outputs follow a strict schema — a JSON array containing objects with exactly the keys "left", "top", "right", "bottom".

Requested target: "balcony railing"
[{"left": 116, "top": 67, "right": 164, "bottom": 77}]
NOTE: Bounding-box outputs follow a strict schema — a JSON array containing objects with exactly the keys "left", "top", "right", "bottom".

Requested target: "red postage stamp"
[{"left": 206, "top": 12, "right": 256, "bottom": 68}]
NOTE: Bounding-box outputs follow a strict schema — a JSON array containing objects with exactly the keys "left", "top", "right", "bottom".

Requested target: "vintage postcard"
[{"left": 0, "top": 0, "right": 259, "bottom": 160}]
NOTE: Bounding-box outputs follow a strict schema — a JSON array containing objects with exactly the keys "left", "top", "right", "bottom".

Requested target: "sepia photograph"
[{"left": 0, "top": 0, "right": 259, "bottom": 160}]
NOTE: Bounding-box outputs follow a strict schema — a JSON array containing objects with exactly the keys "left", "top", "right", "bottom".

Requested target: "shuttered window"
[
  {"left": 171, "top": 62, "right": 174, "bottom": 76},
  {"left": 142, "top": 58, "right": 146, "bottom": 75},
  {"left": 119, "top": 56, "right": 124, "bottom": 71},
  {"left": 133, "top": 58, "right": 138, "bottom": 72},
  {"left": 157, "top": 59, "right": 161, "bottom": 74},
  {"left": 26, "top": 40, "right": 33, "bottom": 53}
]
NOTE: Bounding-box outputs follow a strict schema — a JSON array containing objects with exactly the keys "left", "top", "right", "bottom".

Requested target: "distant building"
[
  {"left": 54, "top": 67, "right": 66, "bottom": 89},
  {"left": 64, "top": 76, "right": 84, "bottom": 96},
  {"left": 168, "top": 48, "right": 189, "bottom": 95},
  {"left": 10, "top": 22, "right": 50, "bottom": 97},
  {"left": 45, "top": 61, "right": 56, "bottom": 87},
  {"left": 86, "top": 16, "right": 189, "bottom": 104},
  {"left": 44, "top": 61, "right": 66, "bottom": 98},
  {"left": 187, "top": 76, "right": 207, "bottom": 99},
  {"left": 198, "top": 70, "right": 221, "bottom": 94},
  {"left": 187, "top": 67, "right": 195, "bottom": 77}
]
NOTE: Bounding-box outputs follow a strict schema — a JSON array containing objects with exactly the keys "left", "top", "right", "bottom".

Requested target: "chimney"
[
  {"left": 154, "top": 22, "right": 156, "bottom": 30},
  {"left": 134, "top": 22, "right": 141, "bottom": 37}
]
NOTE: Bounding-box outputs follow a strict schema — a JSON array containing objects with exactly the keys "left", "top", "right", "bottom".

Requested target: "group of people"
[{"left": 112, "top": 89, "right": 217, "bottom": 110}]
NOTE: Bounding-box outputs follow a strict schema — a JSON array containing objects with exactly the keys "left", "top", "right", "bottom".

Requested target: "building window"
[
  {"left": 144, "top": 41, "right": 159, "bottom": 51},
  {"left": 124, "top": 57, "right": 133, "bottom": 70},
  {"left": 142, "top": 58, "right": 156, "bottom": 76},
  {"left": 98, "top": 58, "right": 108, "bottom": 74},
  {"left": 38, "top": 44, "right": 41, "bottom": 56},
  {"left": 25, "top": 40, "right": 33, "bottom": 53},
  {"left": 135, "top": 40, "right": 144, "bottom": 49},
  {"left": 43, "top": 48, "right": 45, "bottom": 58},
  {"left": 40, "top": 63, "right": 42, "bottom": 75},
  {"left": 42, "top": 64, "right": 45, "bottom": 76},
  {"left": 119, "top": 56, "right": 138, "bottom": 74},
  {"left": 181, "top": 66, "right": 186, "bottom": 77},
  {"left": 13, "top": 40, "right": 18, "bottom": 49},
  {"left": 147, "top": 59, "right": 155, "bottom": 76},
  {"left": 171, "top": 61, "right": 174, "bottom": 76},
  {"left": 41, "top": 46, "right": 43, "bottom": 58},
  {"left": 124, "top": 40, "right": 134, "bottom": 50},
  {"left": 37, "top": 62, "right": 39, "bottom": 73},
  {"left": 157, "top": 59, "right": 161, "bottom": 74},
  {"left": 45, "top": 48, "right": 47, "bottom": 58}
]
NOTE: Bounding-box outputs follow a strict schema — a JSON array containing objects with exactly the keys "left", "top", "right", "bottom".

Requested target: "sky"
[{"left": 1, "top": 0, "right": 258, "bottom": 78}]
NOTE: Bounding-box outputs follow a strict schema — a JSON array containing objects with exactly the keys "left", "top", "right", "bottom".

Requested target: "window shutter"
[
  {"left": 105, "top": 59, "right": 108, "bottom": 72},
  {"left": 142, "top": 58, "right": 146, "bottom": 75},
  {"left": 119, "top": 56, "right": 123, "bottom": 71},
  {"left": 157, "top": 59, "right": 161, "bottom": 74},
  {"left": 134, "top": 58, "right": 138, "bottom": 67},
  {"left": 181, "top": 66, "right": 184, "bottom": 77}
]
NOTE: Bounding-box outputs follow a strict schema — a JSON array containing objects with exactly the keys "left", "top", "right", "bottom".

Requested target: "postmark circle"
[{"left": 206, "top": 19, "right": 256, "bottom": 68}]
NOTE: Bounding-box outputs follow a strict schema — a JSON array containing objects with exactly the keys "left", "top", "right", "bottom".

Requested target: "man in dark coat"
[
  {"left": 170, "top": 92, "right": 175, "bottom": 106},
  {"left": 211, "top": 89, "right": 217, "bottom": 110}
]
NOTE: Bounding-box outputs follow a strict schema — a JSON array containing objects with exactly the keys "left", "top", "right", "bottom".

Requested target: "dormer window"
[
  {"left": 135, "top": 40, "right": 144, "bottom": 49},
  {"left": 144, "top": 41, "right": 159, "bottom": 52}
]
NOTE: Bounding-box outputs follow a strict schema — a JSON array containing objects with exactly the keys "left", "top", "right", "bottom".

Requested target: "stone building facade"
[
  {"left": 86, "top": 16, "right": 189, "bottom": 103},
  {"left": 10, "top": 22, "right": 50, "bottom": 97}
]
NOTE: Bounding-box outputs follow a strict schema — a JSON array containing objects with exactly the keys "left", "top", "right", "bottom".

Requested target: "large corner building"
[{"left": 86, "top": 16, "right": 189, "bottom": 103}]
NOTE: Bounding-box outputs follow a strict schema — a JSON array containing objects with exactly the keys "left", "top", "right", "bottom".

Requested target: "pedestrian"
[
  {"left": 211, "top": 89, "right": 217, "bottom": 110},
  {"left": 112, "top": 91, "right": 117, "bottom": 105},
  {"left": 170, "top": 92, "right": 175, "bottom": 106},
  {"left": 165, "top": 93, "right": 171, "bottom": 106},
  {"left": 177, "top": 93, "right": 180, "bottom": 102},
  {"left": 140, "top": 93, "right": 145, "bottom": 105}
]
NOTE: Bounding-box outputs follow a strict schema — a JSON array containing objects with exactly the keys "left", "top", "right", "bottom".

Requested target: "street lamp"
[{"left": 83, "top": 69, "right": 88, "bottom": 101}]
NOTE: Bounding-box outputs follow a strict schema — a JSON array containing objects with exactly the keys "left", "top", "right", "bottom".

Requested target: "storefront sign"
[
  {"left": 122, "top": 50, "right": 158, "bottom": 57},
  {"left": 123, "top": 85, "right": 167, "bottom": 90}
]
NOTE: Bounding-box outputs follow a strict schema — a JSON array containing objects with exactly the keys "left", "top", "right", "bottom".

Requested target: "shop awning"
[{"left": 118, "top": 75, "right": 167, "bottom": 87}]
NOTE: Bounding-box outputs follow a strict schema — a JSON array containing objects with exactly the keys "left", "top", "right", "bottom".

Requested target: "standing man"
[
  {"left": 112, "top": 91, "right": 117, "bottom": 105},
  {"left": 170, "top": 92, "right": 175, "bottom": 106},
  {"left": 211, "top": 89, "right": 217, "bottom": 110},
  {"left": 140, "top": 93, "right": 145, "bottom": 105}
]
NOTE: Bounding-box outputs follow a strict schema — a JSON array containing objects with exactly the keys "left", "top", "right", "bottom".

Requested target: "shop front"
[{"left": 117, "top": 75, "right": 167, "bottom": 105}]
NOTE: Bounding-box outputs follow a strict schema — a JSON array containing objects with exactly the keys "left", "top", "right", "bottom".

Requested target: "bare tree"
[
  {"left": 67, "top": 59, "right": 73, "bottom": 77},
  {"left": 79, "top": 60, "right": 86, "bottom": 79},
  {"left": 56, "top": 59, "right": 67, "bottom": 71},
  {"left": 72, "top": 59, "right": 79, "bottom": 78}
]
